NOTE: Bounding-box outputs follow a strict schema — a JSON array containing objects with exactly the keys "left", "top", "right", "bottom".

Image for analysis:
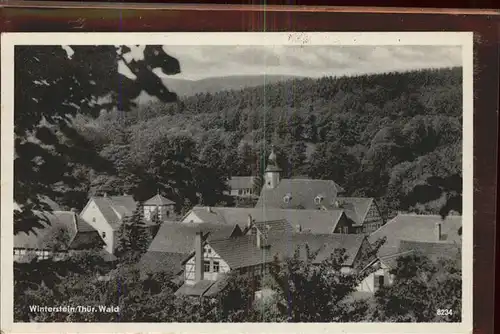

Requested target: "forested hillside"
[{"left": 70, "top": 67, "right": 462, "bottom": 218}]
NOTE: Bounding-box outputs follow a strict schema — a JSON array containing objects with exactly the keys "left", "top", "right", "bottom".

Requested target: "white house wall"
[
  {"left": 80, "top": 199, "right": 115, "bottom": 254},
  {"left": 184, "top": 244, "right": 230, "bottom": 285},
  {"left": 356, "top": 263, "right": 393, "bottom": 293},
  {"left": 182, "top": 212, "right": 204, "bottom": 223}
]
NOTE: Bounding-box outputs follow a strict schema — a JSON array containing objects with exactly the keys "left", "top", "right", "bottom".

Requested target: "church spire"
[{"left": 264, "top": 145, "right": 282, "bottom": 189}]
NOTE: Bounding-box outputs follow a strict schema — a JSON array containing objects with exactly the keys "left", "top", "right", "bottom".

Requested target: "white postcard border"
[{"left": 1, "top": 31, "right": 474, "bottom": 334}]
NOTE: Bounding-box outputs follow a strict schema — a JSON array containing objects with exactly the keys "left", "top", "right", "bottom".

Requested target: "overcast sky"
[{"left": 120, "top": 45, "right": 462, "bottom": 81}]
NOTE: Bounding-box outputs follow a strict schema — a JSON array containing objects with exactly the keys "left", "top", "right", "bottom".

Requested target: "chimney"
[
  {"left": 256, "top": 228, "right": 269, "bottom": 248},
  {"left": 103, "top": 192, "right": 107, "bottom": 197},
  {"left": 195, "top": 231, "right": 204, "bottom": 281},
  {"left": 435, "top": 222, "right": 442, "bottom": 241},
  {"left": 206, "top": 206, "right": 212, "bottom": 213},
  {"left": 296, "top": 224, "right": 302, "bottom": 232},
  {"left": 247, "top": 214, "right": 253, "bottom": 228},
  {"left": 70, "top": 207, "right": 78, "bottom": 213},
  {"left": 256, "top": 231, "right": 263, "bottom": 248}
]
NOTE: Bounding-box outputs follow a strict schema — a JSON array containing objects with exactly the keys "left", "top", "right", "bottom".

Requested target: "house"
[
  {"left": 138, "top": 222, "right": 243, "bottom": 277},
  {"left": 175, "top": 231, "right": 374, "bottom": 298},
  {"left": 369, "top": 213, "right": 462, "bottom": 258},
  {"left": 13, "top": 210, "right": 106, "bottom": 263},
  {"left": 80, "top": 192, "right": 175, "bottom": 254},
  {"left": 182, "top": 206, "right": 357, "bottom": 234},
  {"left": 250, "top": 149, "right": 389, "bottom": 234},
  {"left": 227, "top": 176, "right": 258, "bottom": 198},
  {"left": 79, "top": 194, "right": 138, "bottom": 254},
  {"left": 334, "top": 197, "right": 386, "bottom": 234},
  {"left": 356, "top": 213, "right": 463, "bottom": 294},
  {"left": 254, "top": 148, "right": 344, "bottom": 210},
  {"left": 143, "top": 193, "right": 176, "bottom": 221}
]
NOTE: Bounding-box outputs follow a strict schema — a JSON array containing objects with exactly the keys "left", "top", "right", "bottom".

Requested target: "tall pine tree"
[{"left": 116, "top": 205, "right": 151, "bottom": 262}]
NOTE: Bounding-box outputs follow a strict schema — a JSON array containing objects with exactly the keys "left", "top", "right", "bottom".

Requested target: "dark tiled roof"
[
  {"left": 369, "top": 214, "right": 462, "bottom": 258},
  {"left": 255, "top": 179, "right": 345, "bottom": 210},
  {"left": 69, "top": 231, "right": 105, "bottom": 250},
  {"left": 75, "top": 216, "right": 97, "bottom": 232},
  {"left": 144, "top": 194, "right": 175, "bottom": 206},
  {"left": 207, "top": 233, "right": 366, "bottom": 270},
  {"left": 228, "top": 176, "right": 255, "bottom": 190},
  {"left": 14, "top": 211, "right": 78, "bottom": 249},
  {"left": 175, "top": 280, "right": 216, "bottom": 297},
  {"left": 147, "top": 222, "right": 240, "bottom": 254},
  {"left": 335, "top": 197, "right": 375, "bottom": 225},
  {"left": 252, "top": 219, "right": 294, "bottom": 235},
  {"left": 188, "top": 207, "right": 344, "bottom": 234},
  {"left": 138, "top": 251, "right": 187, "bottom": 275}
]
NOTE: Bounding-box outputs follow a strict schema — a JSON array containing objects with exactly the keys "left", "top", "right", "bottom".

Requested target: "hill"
[
  {"left": 73, "top": 67, "right": 463, "bottom": 218},
  {"left": 159, "top": 74, "right": 304, "bottom": 98}
]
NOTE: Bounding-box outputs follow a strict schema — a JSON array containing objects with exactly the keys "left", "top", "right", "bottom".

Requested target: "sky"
[{"left": 120, "top": 45, "right": 462, "bottom": 81}]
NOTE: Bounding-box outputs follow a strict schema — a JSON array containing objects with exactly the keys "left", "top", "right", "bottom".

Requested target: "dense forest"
[{"left": 67, "top": 67, "right": 462, "bottom": 218}]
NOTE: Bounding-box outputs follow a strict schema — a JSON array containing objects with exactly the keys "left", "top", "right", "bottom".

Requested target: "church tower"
[{"left": 264, "top": 146, "right": 282, "bottom": 189}]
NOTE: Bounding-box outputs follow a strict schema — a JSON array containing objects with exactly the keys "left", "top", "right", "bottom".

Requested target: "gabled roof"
[
  {"left": 205, "top": 233, "right": 366, "bottom": 270},
  {"left": 255, "top": 179, "right": 345, "bottom": 210},
  {"left": 228, "top": 176, "right": 255, "bottom": 190},
  {"left": 75, "top": 216, "right": 97, "bottom": 232},
  {"left": 175, "top": 280, "right": 216, "bottom": 297},
  {"left": 138, "top": 251, "right": 187, "bottom": 275},
  {"left": 14, "top": 211, "right": 78, "bottom": 250},
  {"left": 144, "top": 194, "right": 175, "bottom": 206},
  {"left": 147, "top": 222, "right": 241, "bottom": 254},
  {"left": 87, "top": 195, "right": 137, "bottom": 230},
  {"left": 69, "top": 229, "right": 105, "bottom": 250},
  {"left": 335, "top": 197, "right": 376, "bottom": 225},
  {"left": 14, "top": 211, "right": 104, "bottom": 251},
  {"left": 187, "top": 206, "right": 345, "bottom": 234},
  {"left": 369, "top": 214, "right": 462, "bottom": 258}
]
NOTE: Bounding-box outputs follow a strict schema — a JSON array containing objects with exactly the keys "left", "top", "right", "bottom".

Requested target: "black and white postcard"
[{"left": 1, "top": 32, "right": 473, "bottom": 333}]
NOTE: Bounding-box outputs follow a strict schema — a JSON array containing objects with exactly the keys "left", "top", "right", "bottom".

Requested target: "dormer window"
[
  {"left": 314, "top": 195, "right": 324, "bottom": 205},
  {"left": 283, "top": 193, "right": 292, "bottom": 204}
]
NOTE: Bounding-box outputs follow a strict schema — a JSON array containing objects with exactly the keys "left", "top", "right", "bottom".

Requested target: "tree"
[
  {"left": 370, "top": 252, "right": 461, "bottom": 322},
  {"left": 264, "top": 246, "right": 369, "bottom": 322},
  {"left": 116, "top": 206, "right": 151, "bottom": 262},
  {"left": 14, "top": 45, "right": 180, "bottom": 235}
]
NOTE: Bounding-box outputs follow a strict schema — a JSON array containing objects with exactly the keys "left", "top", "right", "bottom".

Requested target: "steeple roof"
[
  {"left": 144, "top": 194, "right": 175, "bottom": 206},
  {"left": 265, "top": 146, "right": 282, "bottom": 172}
]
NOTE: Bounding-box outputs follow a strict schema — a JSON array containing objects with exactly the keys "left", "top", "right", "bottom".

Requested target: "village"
[{"left": 13, "top": 146, "right": 462, "bottom": 303}]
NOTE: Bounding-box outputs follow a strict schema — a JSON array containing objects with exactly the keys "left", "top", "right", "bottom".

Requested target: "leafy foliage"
[
  {"left": 14, "top": 45, "right": 180, "bottom": 235},
  {"left": 369, "top": 251, "right": 462, "bottom": 322},
  {"left": 70, "top": 67, "right": 462, "bottom": 219}
]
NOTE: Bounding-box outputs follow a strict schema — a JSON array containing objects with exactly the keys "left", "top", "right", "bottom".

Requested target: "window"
[
  {"left": 207, "top": 248, "right": 212, "bottom": 254},
  {"left": 102, "top": 232, "right": 106, "bottom": 238},
  {"left": 166, "top": 211, "right": 170, "bottom": 218},
  {"left": 204, "top": 261, "right": 211, "bottom": 272},
  {"left": 374, "top": 275, "right": 385, "bottom": 289},
  {"left": 340, "top": 226, "right": 348, "bottom": 234},
  {"left": 213, "top": 261, "right": 220, "bottom": 272},
  {"left": 238, "top": 189, "right": 243, "bottom": 195},
  {"left": 314, "top": 195, "right": 324, "bottom": 205},
  {"left": 92, "top": 217, "right": 96, "bottom": 223}
]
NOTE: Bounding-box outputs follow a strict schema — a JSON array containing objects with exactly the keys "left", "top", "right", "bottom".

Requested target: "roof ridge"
[{"left": 396, "top": 213, "right": 461, "bottom": 218}]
